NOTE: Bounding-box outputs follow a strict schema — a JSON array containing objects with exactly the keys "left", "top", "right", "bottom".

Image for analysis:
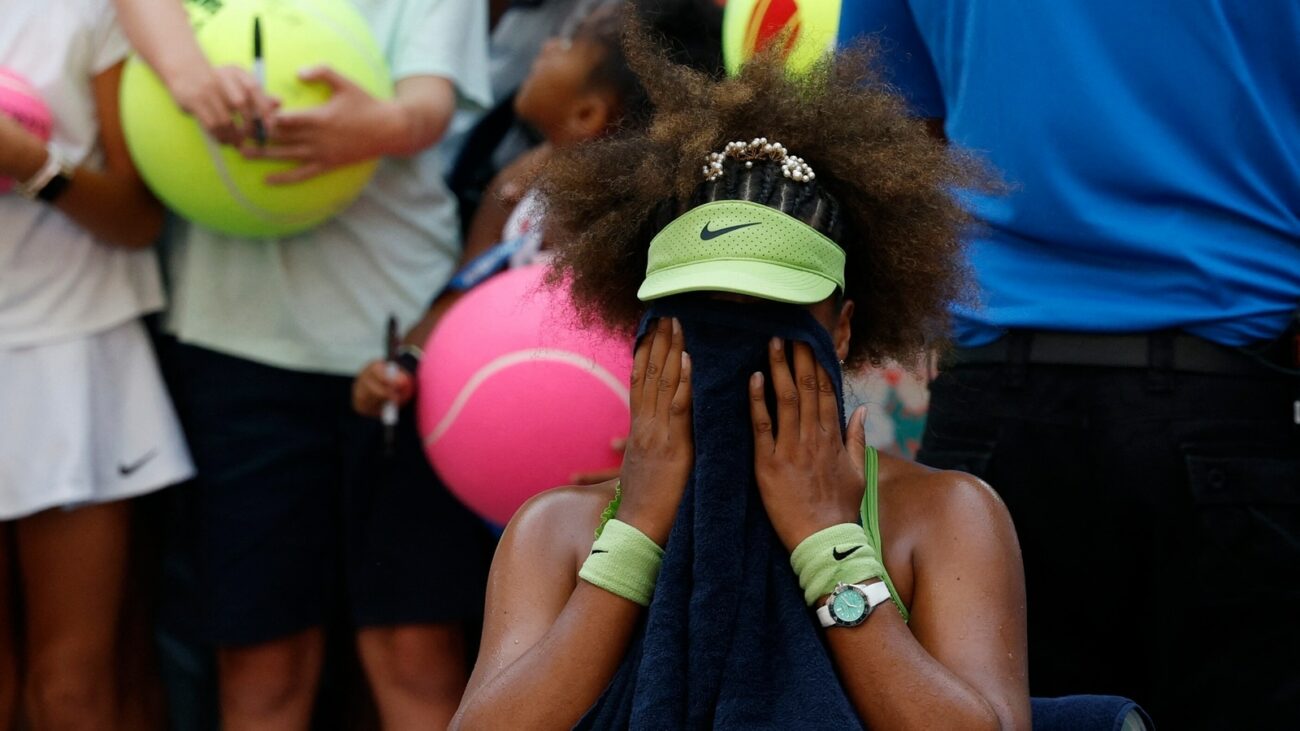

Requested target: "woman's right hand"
[{"left": 616, "top": 317, "right": 693, "bottom": 546}]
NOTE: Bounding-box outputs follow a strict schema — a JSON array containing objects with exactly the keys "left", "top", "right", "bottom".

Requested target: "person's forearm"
[
  {"left": 402, "top": 291, "right": 461, "bottom": 349},
  {"left": 451, "top": 582, "right": 644, "bottom": 730},
  {"left": 384, "top": 96, "right": 451, "bottom": 156},
  {"left": 373, "top": 77, "right": 456, "bottom": 158},
  {"left": 54, "top": 166, "right": 163, "bottom": 247},
  {"left": 3, "top": 139, "right": 160, "bottom": 248},
  {"left": 827, "top": 605, "right": 1003, "bottom": 730},
  {"left": 114, "top": 0, "right": 211, "bottom": 89}
]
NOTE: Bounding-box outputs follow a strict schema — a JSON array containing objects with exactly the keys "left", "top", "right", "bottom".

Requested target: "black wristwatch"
[
  {"left": 395, "top": 344, "right": 423, "bottom": 376},
  {"left": 36, "top": 167, "right": 74, "bottom": 202}
]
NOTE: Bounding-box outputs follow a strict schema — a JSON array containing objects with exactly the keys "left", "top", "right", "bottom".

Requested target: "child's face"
[{"left": 515, "top": 33, "right": 613, "bottom": 146}]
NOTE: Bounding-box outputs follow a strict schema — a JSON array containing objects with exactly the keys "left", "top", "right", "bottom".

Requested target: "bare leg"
[
  {"left": 0, "top": 525, "right": 17, "bottom": 731},
  {"left": 18, "top": 501, "right": 130, "bottom": 731},
  {"left": 357, "top": 624, "right": 469, "bottom": 731},
  {"left": 218, "top": 627, "right": 324, "bottom": 731},
  {"left": 117, "top": 506, "right": 166, "bottom": 731}
]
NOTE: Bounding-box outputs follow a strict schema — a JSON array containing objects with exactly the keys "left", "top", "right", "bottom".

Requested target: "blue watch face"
[{"left": 832, "top": 587, "right": 867, "bottom": 622}]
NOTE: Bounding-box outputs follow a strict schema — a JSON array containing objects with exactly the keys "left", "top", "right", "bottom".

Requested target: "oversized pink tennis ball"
[
  {"left": 418, "top": 265, "right": 633, "bottom": 526},
  {"left": 0, "top": 69, "right": 54, "bottom": 194}
]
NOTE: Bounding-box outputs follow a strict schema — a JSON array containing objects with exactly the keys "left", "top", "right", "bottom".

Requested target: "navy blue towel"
[{"left": 576, "top": 297, "right": 863, "bottom": 730}]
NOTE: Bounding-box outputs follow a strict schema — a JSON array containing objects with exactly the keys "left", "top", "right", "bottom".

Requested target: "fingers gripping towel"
[{"left": 576, "top": 296, "right": 863, "bottom": 730}]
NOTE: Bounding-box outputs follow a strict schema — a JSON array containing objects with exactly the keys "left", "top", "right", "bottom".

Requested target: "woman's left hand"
[{"left": 749, "top": 338, "right": 869, "bottom": 553}]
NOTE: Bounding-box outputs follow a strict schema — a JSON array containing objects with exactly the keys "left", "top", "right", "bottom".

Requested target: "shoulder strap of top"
[
  {"left": 595, "top": 481, "right": 623, "bottom": 539},
  {"left": 861, "top": 446, "right": 910, "bottom": 623}
]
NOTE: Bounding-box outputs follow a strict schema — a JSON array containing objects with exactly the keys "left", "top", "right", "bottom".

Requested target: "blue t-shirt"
[{"left": 840, "top": 1, "right": 1300, "bottom": 347}]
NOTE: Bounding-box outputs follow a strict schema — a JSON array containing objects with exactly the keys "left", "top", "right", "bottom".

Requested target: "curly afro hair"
[{"left": 539, "top": 27, "right": 993, "bottom": 368}]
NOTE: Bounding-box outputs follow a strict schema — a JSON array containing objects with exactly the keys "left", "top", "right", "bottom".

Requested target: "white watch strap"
[
  {"left": 16, "top": 145, "right": 62, "bottom": 200},
  {"left": 816, "top": 581, "right": 892, "bottom": 628}
]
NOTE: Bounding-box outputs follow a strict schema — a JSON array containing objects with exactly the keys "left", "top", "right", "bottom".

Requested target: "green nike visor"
[{"left": 637, "top": 199, "right": 846, "bottom": 305}]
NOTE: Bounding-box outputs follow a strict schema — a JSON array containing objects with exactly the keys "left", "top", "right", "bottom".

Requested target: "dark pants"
[{"left": 918, "top": 354, "right": 1300, "bottom": 729}]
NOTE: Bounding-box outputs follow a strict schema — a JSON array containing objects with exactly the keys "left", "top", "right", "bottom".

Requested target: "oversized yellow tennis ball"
[
  {"left": 120, "top": 0, "right": 393, "bottom": 238},
  {"left": 722, "top": 0, "right": 842, "bottom": 76}
]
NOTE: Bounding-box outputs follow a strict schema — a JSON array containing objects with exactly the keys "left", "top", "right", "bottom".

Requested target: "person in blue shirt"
[{"left": 840, "top": 2, "right": 1300, "bottom": 727}]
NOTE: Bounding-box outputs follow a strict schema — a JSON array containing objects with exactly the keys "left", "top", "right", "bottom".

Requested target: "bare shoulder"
[
  {"left": 873, "top": 454, "right": 1020, "bottom": 598},
  {"left": 503, "top": 480, "right": 620, "bottom": 576},
  {"left": 879, "top": 455, "right": 1011, "bottom": 530}
]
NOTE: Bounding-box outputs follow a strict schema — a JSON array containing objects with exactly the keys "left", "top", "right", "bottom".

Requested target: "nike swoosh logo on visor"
[{"left": 699, "top": 221, "right": 761, "bottom": 240}]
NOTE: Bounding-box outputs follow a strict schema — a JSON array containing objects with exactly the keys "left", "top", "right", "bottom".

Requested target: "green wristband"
[
  {"left": 789, "top": 523, "right": 884, "bottom": 606},
  {"left": 578, "top": 518, "right": 664, "bottom": 606}
]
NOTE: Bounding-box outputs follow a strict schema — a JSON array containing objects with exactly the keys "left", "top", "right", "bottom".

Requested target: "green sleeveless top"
[
  {"left": 596, "top": 446, "right": 910, "bottom": 622},
  {"left": 862, "top": 446, "right": 909, "bottom": 622}
]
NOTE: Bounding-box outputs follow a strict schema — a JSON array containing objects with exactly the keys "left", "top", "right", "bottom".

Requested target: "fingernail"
[
  {"left": 672, "top": 317, "right": 681, "bottom": 334},
  {"left": 770, "top": 337, "right": 781, "bottom": 351},
  {"left": 680, "top": 351, "right": 690, "bottom": 368},
  {"left": 751, "top": 372, "right": 762, "bottom": 388}
]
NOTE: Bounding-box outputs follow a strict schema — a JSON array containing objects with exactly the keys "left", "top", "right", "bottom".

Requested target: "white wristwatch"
[{"left": 816, "top": 581, "right": 892, "bottom": 628}]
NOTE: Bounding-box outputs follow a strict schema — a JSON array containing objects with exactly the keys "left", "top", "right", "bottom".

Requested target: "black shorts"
[{"left": 162, "top": 342, "right": 496, "bottom": 646}]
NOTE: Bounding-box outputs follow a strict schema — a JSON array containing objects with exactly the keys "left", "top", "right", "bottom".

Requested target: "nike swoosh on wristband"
[
  {"left": 591, "top": 549, "right": 608, "bottom": 555},
  {"left": 118, "top": 448, "right": 159, "bottom": 477},
  {"left": 699, "top": 221, "right": 762, "bottom": 240},
  {"left": 832, "top": 545, "right": 863, "bottom": 561}
]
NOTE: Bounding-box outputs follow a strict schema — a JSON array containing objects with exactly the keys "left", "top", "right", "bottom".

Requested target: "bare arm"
[
  {"left": 826, "top": 476, "right": 1028, "bottom": 729},
  {"left": 0, "top": 62, "right": 161, "bottom": 247},
  {"left": 114, "top": 0, "right": 207, "bottom": 94},
  {"left": 750, "top": 340, "right": 1029, "bottom": 730},
  {"left": 453, "top": 318, "right": 694, "bottom": 729},
  {"left": 112, "top": 0, "right": 276, "bottom": 145},
  {"left": 450, "top": 490, "right": 646, "bottom": 730},
  {"left": 246, "top": 73, "right": 457, "bottom": 184}
]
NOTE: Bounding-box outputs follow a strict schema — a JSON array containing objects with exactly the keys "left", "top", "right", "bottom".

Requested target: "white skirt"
[{"left": 0, "top": 319, "right": 195, "bottom": 520}]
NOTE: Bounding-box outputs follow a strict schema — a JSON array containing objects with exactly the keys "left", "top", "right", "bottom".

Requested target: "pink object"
[
  {"left": 418, "top": 265, "right": 633, "bottom": 526},
  {"left": 0, "top": 69, "right": 54, "bottom": 194}
]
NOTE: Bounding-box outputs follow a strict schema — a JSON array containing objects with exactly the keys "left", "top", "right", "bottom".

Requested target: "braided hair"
[{"left": 540, "top": 26, "right": 994, "bottom": 367}]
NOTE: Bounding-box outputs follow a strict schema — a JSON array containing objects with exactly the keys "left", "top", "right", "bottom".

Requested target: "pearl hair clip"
[{"left": 702, "top": 137, "right": 816, "bottom": 183}]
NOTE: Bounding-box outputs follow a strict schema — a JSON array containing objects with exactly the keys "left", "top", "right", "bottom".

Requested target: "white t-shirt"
[
  {"left": 166, "top": 0, "right": 492, "bottom": 376},
  {"left": 0, "top": 0, "right": 163, "bottom": 349}
]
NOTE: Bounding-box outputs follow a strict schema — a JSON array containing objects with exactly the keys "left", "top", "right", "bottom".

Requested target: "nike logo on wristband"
[
  {"left": 832, "top": 545, "right": 863, "bottom": 561},
  {"left": 699, "top": 221, "right": 761, "bottom": 240},
  {"left": 590, "top": 549, "right": 608, "bottom": 555}
]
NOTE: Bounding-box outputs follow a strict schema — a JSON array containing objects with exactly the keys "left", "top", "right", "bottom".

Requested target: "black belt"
[{"left": 951, "top": 331, "right": 1272, "bottom": 376}]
